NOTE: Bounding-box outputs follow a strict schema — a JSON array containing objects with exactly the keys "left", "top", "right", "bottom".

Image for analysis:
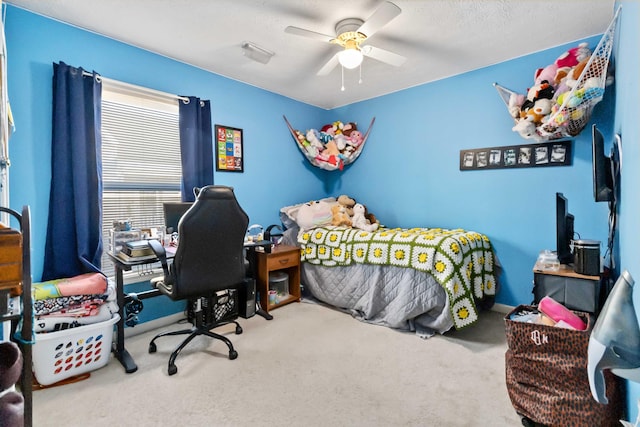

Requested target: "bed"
[{"left": 280, "top": 198, "right": 499, "bottom": 338}]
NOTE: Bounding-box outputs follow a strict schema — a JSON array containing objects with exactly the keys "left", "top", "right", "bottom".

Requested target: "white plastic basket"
[{"left": 32, "top": 314, "right": 120, "bottom": 386}]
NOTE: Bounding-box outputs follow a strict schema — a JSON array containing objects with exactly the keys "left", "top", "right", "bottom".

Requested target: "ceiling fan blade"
[
  {"left": 357, "top": 1, "right": 401, "bottom": 38},
  {"left": 317, "top": 52, "right": 340, "bottom": 76},
  {"left": 361, "top": 45, "right": 406, "bottom": 67},
  {"left": 285, "top": 26, "right": 334, "bottom": 43}
]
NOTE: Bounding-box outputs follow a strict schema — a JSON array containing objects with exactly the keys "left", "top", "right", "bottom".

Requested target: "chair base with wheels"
[{"left": 147, "top": 291, "right": 244, "bottom": 375}]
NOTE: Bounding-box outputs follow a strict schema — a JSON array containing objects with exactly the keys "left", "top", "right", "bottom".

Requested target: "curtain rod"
[{"left": 81, "top": 70, "right": 190, "bottom": 103}]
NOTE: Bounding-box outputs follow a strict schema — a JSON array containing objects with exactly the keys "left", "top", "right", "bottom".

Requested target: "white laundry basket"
[{"left": 32, "top": 314, "right": 119, "bottom": 385}]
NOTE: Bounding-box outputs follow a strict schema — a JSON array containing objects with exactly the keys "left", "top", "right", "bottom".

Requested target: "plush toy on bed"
[
  {"left": 364, "top": 205, "right": 379, "bottom": 227},
  {"left": 337, "top": 194, "right": 356, "bottom": 217},
  {"left": 352, "top": 203, "right": 379, "bottom": 232},
  {"left": 331, "top": 204, "right": 352, "bottom": 227}
]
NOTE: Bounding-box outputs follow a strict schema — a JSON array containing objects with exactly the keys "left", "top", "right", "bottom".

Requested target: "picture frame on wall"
[
  {"left": 215, "top": 125, "right": 244, "bottom": 172},
  {"left": 460, "top": 140, "right": 572, "bottom": 171}
]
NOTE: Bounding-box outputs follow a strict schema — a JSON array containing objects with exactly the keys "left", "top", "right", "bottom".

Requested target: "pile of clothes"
[{"left": 32, "top": 272, "right": 118, "bottom": 333}]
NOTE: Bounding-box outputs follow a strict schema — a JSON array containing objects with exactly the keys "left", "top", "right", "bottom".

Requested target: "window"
[{"left": 100, "top": 82, "right": 182, "bottom": 278}]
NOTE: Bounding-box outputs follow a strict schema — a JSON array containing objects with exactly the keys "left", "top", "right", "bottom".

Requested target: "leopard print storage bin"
[{"left": 504, "top": 305, "right": 622, "bottom": 427}]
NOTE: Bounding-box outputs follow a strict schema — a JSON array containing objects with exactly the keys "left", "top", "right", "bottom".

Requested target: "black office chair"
[{"left": 147, "top": 185, "right": 250, "bottom": 375}]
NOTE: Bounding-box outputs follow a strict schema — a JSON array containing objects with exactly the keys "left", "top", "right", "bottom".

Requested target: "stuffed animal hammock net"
[
  {"left": 495, "top": 8, "right": 620, "bottom": 142},
  {"left": 284, "top": 115, "right": 375, "bottom": 171}
]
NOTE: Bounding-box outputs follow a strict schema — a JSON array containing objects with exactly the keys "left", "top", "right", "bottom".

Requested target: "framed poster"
[
  {"left": 215, "top": 125, "right": 244, "bottom": 172},
  {"left": 459, "top": 140, "right": 572, "bottom": 171}
]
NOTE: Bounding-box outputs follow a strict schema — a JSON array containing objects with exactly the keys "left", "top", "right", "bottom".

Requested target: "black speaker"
[{"left": 238, "top": 278, "right": 256, "bottom": 318}]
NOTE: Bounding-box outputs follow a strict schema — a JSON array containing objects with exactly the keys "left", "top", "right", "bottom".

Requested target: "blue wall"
[
  {"left": 5, "top": 6, "right": 327, "bottom": 282},
  {"left": 332, "top": 39, "right": 613, "bottom": 307},
  {"left": 6, "top": 2, "right": 640, "bottom": 420},
  {"left": 5, "top": 5, "right": 613, "bottom": 307},
  {"left": 612, "top": 0, "right": 640, "bottom": 421}
]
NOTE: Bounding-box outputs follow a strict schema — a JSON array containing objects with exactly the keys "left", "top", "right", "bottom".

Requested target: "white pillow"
[
  {"left": 295, "top": 200, "right": 335, "bottom": 230},
  {"left": 280, "top": 197, "right": 336, "bottom": 229}
]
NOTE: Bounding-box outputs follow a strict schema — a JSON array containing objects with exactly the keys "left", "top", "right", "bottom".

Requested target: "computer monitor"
[
  {"left": 556, "top": 192, "right": 575, "bottom": 265},
  {"left": 592, "top": 124, "right": 613, "bottom": 203},
  {"left": 163, "top": 202, "right": 193, "bottom": 234}
]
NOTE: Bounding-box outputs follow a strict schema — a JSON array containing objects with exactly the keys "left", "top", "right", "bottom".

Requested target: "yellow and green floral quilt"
[{"left": 298, "top": 226, "right": 497, "bottom": 329}]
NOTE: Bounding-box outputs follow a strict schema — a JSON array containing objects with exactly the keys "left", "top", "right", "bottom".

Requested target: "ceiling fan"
[{"left": 285, "top": 1, "right": 406, "bottom": 76}]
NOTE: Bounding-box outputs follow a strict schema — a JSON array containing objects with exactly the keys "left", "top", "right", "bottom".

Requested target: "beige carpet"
[{"left": 32, "top": 302, "right": 522, "bottom": 426}]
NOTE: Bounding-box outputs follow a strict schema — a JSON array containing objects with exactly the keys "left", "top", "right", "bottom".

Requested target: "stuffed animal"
[
  {"left": 337, "top": 195, "right": 356, "bottom": 217},
  {"left": 342, "top": 122, "right": 357, "bottom": 137},
  {"left": 555, "top": 42, "right": 591, "bottom": 69},
  {"left": 347, "top": 130, "right": 364, "bottom": 147},
  {"left": 556, "top": 90, "right": 583, "bottom": 109},
  {"left": 521, "top": 80, "right": 555, "bottom": 113},
  {"left": 512, "top": 116, "right": 537, "bottom": 139},
  {"left": 332, "top": 121, "right": 344, "bottom": 135},
  {"left": 323, "top": 140, "right": 341, "bottom": 161},
  {"left": 508, "top": 92, "right": 525, "bottom": 119},
  {"left": 320, "top": 124, "right": 335, "bottom": 136},
  {"left": 333, "top": 133, "right": 348, "bottom": 150},
  {"left": 294, "top": 130, "right": 319, "bottom": 157},
  {"left": 364, "top": 205, "right": 378, "bottom": 227},
  {"left": 305, "top": 129, "right": 324, "bottom": 150},
  {"left": 331, "top": 204, "right": 352, "bottom": 227},
  {"left": 583, "top": 77, "right": 605, "bottom": 99},
  {"left": 522, "top": 98, "right": 552, "bottom": 124},
  {"left": 564, "top": 58, "right": 589, "bottom": 90},
  {"left": 552, "top": 66, "right": 573, "bottom": 98},
  {"left": 534, "top": 63, "right": 559, "bottom": 87},
  {"left": 351, "top": 203, "right": 378, "bottom": 232}
]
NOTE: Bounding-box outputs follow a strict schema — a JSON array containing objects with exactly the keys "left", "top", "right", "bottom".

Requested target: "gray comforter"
[{"left": 300, "top": 262, "right": 454, "bottom": 338}]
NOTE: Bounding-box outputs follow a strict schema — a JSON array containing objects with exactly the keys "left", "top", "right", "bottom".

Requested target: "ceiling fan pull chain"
[
  {"left": 359, "top": 64, "right": 363, "bottom": 84},
  {"left": 341, "top": 65, "right": 345, "bottom": 91}
]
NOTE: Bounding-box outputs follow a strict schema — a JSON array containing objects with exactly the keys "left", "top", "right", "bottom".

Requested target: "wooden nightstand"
[{"left": 256, "top": 245, "right": 301, "bottom": 314}]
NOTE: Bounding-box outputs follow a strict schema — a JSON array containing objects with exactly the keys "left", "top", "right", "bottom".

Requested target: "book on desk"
[
  {"left": 116, "top": 251, "right": 157, "bottom": 263},
  {"left": 116, "top": 240, "right": 177, "bottom": 262},
  {"left": 121, "top": 240, "right": 154, "bottom": 257}
]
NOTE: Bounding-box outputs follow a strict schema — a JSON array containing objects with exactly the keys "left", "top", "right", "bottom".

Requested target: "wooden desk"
[{"left": 255, "top": 245, "right": 301, "bottom": 314}]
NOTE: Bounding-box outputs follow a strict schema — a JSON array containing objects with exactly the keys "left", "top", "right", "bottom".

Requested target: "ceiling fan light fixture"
[
  {"left": 241, "top": 41, "right": 275, "bottom": 64},
  {"left": 338, "top": 48, "right": 363, "bottom": 69}
]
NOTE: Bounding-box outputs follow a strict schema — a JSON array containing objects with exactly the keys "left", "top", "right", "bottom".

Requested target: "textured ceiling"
[{"left": 6, "top": 0, "right": 615, "bottom": 109}]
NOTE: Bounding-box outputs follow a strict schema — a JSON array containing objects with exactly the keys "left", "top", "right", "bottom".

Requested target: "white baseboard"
[
  {"left": 124, "top": 312, "right": 186, "bottom": 338},
  {"left": 126, "top": 304, "right": 514, "bottom": 337},
  {"left": 490, "top": 303, "right": 514, "bottom": 314}
]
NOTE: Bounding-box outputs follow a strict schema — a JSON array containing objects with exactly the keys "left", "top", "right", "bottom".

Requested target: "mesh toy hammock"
[
  {"left": 494, "top": 8, "right": 620, "bottom": 142},
  {"left": 284, "top": 115, "right": 375, "bottom": 171}
]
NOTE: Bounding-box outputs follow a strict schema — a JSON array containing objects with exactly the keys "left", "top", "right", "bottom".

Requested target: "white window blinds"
[{"left": 100, "top": 85, "right": 182, "bottom": 277}]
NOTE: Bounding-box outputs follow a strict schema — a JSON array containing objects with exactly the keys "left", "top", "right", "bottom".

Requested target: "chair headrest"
[{"left": 195, "top": 185, "right": 235, "bottom": 201}]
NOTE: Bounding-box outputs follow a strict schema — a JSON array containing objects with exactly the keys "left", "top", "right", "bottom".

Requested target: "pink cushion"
[{"left": 538, "top": 296, "right": 587, "bottom": 331}]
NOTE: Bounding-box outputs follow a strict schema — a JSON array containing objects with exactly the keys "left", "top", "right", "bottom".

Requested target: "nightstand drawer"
[{"left": 266, "top": 250, "right": 299, "bottom": 270}]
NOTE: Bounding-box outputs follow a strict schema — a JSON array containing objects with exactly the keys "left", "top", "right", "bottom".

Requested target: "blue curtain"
[
  {"left": 179, "top": 96, "right": 213, "bottom": 202},
  {"left": 42, "top": 62, "right": 103, "bottom": 280}
]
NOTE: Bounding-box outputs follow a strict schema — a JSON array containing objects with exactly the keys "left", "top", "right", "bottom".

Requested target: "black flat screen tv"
[
  {"left": 163, "top": 202, "right": 193, "bottom": 234},
  {"left": 592, "top": 124, "right": 613, "bottom": 202},
  {"left": 556, "top": 192, "right": 575, "bottom": 265}
]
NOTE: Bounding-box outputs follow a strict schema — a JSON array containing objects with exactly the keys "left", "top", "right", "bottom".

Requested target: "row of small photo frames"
[{"left": 459, "top": 140, "right": 572, "bottom": 171}]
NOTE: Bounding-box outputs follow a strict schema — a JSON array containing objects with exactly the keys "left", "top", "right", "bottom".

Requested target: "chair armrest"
[{"left": 148, "top": 239, "right": 171, "bottom": 281}]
